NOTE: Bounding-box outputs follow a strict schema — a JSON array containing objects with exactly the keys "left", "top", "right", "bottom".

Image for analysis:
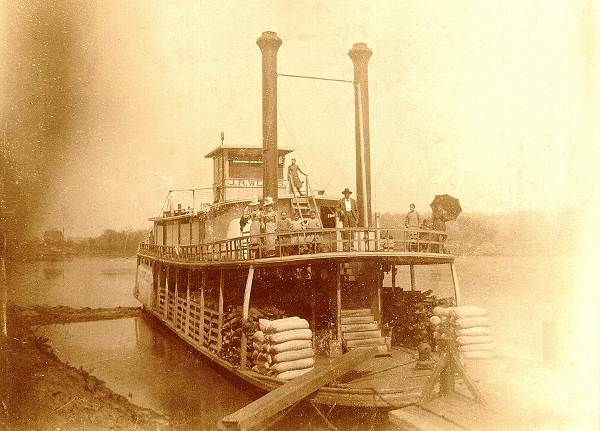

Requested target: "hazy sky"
[{"left": 3, "top": 0, "right": 596, "bottom": 237}]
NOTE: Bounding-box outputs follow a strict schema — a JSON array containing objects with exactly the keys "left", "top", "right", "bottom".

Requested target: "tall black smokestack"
[
  {"left": 256, "top": 31, "right": 282, "bottom": 203},
  {"left": 349, "top": 43, "right": 373, "bottom": 227}
]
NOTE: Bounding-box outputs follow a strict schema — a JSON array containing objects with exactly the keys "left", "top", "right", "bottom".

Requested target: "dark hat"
[{"left": 342, "top": 188, "right": 352, "bottom": 195}]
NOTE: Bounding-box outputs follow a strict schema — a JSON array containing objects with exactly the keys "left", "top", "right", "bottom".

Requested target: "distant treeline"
[
  {"left": 73, "top": 229, "right": 150, "bottom": 256},
  {"left": 379, "top": 208, "right": 578, "bottom": 256},
  {"left": 15, "top": 229, "right": 150, "bottom": 259}
]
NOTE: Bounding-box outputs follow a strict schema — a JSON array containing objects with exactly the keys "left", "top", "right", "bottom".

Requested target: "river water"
[{"left": 7, "top": 254, "right": 588, "bottom": 430}]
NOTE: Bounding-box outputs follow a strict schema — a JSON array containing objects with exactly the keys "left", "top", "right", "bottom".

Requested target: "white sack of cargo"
[
  {"left": 277, "top": 367, "right": 314, "bottom": 381},
  {"left": 462, "top": 350, "right": 496, "bottom": 359},
  {"left": 271, "top": 357, "right": 315, "bottom": 373},
  {"left": 433, "top": 306, "right": 451, "bottom": 317},
  {"left": 452, "top": 306, "right": 487, "bottom": 318},
  {"left": 269, "top": 339, "right": 312, "bottom": 353},
  {"left": 273, "top": 348, "right": 314, "bottom": 363},
  {"left": 457, "top": 335, "right": 493, "bottom": 346},
  {"left": 267, "top": 318, "right": 309, "bottom": 333},
  {"left": 258, "top": 319, "right": 271, "bottom": 332},
  {"left": 252, "top": 331, "right": 265, "bottom": 342},
  {"left": 456, "top": 327, "right": 491, "bottom": 337},
  {"left": 267, "top": 328, "right": 313, "bottom": 344},
  {"left": 455, "top": 317, "right": 490, "bottom": 329},
  {"left": 459, "top": 343, "right": 495, "bottom": 352}
]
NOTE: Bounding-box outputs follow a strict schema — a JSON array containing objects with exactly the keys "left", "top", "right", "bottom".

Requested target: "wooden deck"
[{"left": 139, "top": 227, "right": 453, "bottom": 268}]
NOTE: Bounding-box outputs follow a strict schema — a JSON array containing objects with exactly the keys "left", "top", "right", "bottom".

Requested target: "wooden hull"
[{"left": 144, "top": 307, "right": 423, "bottom": 408}]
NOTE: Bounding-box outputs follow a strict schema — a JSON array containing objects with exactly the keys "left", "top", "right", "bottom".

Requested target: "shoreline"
[{"left": 1, "top": 305, "right": 172, "bottom": 431}]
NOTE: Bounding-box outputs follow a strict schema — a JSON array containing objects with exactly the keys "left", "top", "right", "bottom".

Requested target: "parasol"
[{"left": 430, "top": 194, "right": 462, "bottom": 222}]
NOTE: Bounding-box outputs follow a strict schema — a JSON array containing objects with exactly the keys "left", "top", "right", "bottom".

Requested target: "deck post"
[
  {"left": 185, "top": 269, "right": 191, "bottom": 336},
  {"left": 217, "top": 269, "right": 224, "bottom": 353},
  {"left": 200, "top": 271, "right": 205, "bottom": 347},
  {"left": 450, "top": 263, "right": 461, "bottom": 306},
  {"left": 174, "top": 268, "right": 179, "bottom": 326},
  {"left": 240, "top": 266, "right": 255, "bottom": 370},
  {"left": 164, "top": 266, "right": 169, "bottom": 319},
  {"left": 375, "top": 264, "right": 382, "bottom": 323},
  {"left": 310, "top": 270, "right": 316, "bottom": 345},
  {"left": 336, "top": 262, "right": 342, "bottom": 341},
  {"left": 391, "top": 264, "right": 396, "bottom": 289},
  {"left": 409, "top": 265, "right": 415, "bottom": 291}
]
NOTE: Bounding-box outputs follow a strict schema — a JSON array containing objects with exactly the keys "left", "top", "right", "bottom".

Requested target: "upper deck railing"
[{"left": 138, "top": 227, "right": 450, "bottom": 263}]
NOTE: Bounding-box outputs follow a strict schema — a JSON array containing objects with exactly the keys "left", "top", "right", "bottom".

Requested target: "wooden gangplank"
[
  {"left": 218, "top": 347, "right": 378, "bottom": 431},
  {"left": 389, "top": 393, "right": 508, "bottom": 431}
]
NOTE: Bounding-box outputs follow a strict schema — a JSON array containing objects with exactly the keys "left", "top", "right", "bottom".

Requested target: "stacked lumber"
[
  {"left": 382, "top": 289, "right": 454, "bottom": 348},
  {"left": 432, "top": 306, "right": 495, "bottom": 359},
  {"left": 251, "top": 317, "right": 315, "bottom": 380},
  {"left": 219, "top": 304, "right": 288, "bottom": 366}
]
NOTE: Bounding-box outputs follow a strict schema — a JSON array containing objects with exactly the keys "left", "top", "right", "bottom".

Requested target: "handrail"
[
  {"left": 305, "top": 177, "right": 323, "bottom": 228},
  {"left": 139, "top": 227, "right": 450, "bottom": 263}
]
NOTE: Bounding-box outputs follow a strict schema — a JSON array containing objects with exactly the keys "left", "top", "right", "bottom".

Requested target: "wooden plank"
[
  {"left": 341, "top": 308, "right": 372, "bottom": 317},
  {"left": 219, "top": 347, "right": 378, "bottom": 431},
  {"left": 414, "top": 393, "right": 504, "bottom": 431},
  {"left": 388, "top": 405, "right": 464, "bottom": 431},
  {"left": 345, "top": 337, "right": 385, "bottom": 348},
  {"left": 343, "top": 330, "right": 382, "bottom": 340},
  {"left": 341, "top": 322, "right": 378, "bottom": 332},
  {"left": 341, "top": 316, "right": 373, "bottom": 324}
]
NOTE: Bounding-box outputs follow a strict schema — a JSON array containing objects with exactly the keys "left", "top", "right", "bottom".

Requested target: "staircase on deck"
[{"left": 339, "top": 263, "right": 387, "bottom": 352}]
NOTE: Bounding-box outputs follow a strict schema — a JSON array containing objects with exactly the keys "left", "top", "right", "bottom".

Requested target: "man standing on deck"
[
  {"left": 336, "top": 188, "right": 359, "bottom": 251},
  {"left": 287, "top": 158, "right": 307, "bottom": 196}
]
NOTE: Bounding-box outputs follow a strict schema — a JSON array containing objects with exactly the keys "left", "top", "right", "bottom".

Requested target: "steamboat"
[{"left": 134, "top": 31, "right": 463, "bottom": 410}]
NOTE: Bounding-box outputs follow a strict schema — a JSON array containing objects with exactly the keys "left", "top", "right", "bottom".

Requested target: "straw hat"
[{"left": 264, "top": 196, "right": 274, "bottom": 206}]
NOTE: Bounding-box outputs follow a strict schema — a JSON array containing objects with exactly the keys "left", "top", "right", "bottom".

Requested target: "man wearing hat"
[
  {"left": 240, "top": 198, "right": 260, "bottom": 233},
  {"left": 336, "top": 188, "right": 359, "bottom": 250}
]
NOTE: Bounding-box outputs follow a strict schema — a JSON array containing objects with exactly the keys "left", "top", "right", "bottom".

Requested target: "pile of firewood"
[
  {"left": 219, "top": 304, "right": 288, "bottom": 367},
  {"left": 382, "top": 289, "right": 454, "bottom": 348}
]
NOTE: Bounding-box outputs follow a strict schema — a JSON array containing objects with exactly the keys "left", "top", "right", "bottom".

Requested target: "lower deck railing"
[{"left": 140, "top": 227, "right": 449, "bottom": 263}]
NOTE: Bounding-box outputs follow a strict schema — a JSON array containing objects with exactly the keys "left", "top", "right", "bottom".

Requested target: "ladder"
[{"left": 290, "top": 177, "right": 322, "bottom": 227}]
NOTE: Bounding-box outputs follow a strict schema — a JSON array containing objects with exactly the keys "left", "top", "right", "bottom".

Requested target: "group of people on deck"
[{"left": 240, "top": 196, "right": 324, "bottom": 257}]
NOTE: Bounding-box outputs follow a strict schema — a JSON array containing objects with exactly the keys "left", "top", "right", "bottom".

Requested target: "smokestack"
[
  {"left": 256, "top": 31, "right": 282, "bottom": 203},
  {"left": 348, "top": 43, "right": 373, "bottom": 227}
]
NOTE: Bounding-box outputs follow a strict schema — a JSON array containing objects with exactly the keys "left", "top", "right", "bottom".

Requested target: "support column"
[
  {"left": 174, "top": 268, "right": 179, "bottom": 326},
  {"left": 185, "top": 270, "right": 191, "bottom": 336},
  {"left": 240, "top": 266, "right": 255, "bottom": 370},
  {"left": 349, "top": 42, "right": 373, "bottom": 227},
  {"left": 217, "top": 270, "right": 224, "bottom": 353},
  {"left": 164, "top": 266, "right": 169, "bottom": 319},
  {"left": 256, "top": 31, "right": 282, "bottom": 203},
  {"left": 200, "top": 271, "right": 205, "bottom": 348},
  {"left": 336, "top": 263, "right": 342, "bottom": 342},
  {"left": 410, "top": 264, "right": 415, "bottom": 291},
  {"left": 391, "top": 265, "right": 396, "bottom": 289},
  {"left": 450, "top": 263, "right": 461, "bottom": 306}
]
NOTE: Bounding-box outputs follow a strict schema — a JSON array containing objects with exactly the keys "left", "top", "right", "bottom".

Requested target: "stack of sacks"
[
  {"left": 432, "top": 306, "right": 495, "bottom": 359},
  {"left": 251, "top": 317, "right": 315, "bottom": 380}
]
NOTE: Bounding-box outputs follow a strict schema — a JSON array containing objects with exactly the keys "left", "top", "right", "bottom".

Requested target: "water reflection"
[{"left": 38, "top": 315, "right": 254, "bottom": 429}]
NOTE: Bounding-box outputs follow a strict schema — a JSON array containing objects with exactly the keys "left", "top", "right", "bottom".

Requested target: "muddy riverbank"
[{"left": 1, "top": 305, "right": 171, "bottom": 431}]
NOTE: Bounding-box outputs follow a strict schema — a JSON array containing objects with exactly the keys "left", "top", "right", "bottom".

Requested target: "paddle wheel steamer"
[{"left": 134, "top": 31, "right": 461, "bottom": 409}]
